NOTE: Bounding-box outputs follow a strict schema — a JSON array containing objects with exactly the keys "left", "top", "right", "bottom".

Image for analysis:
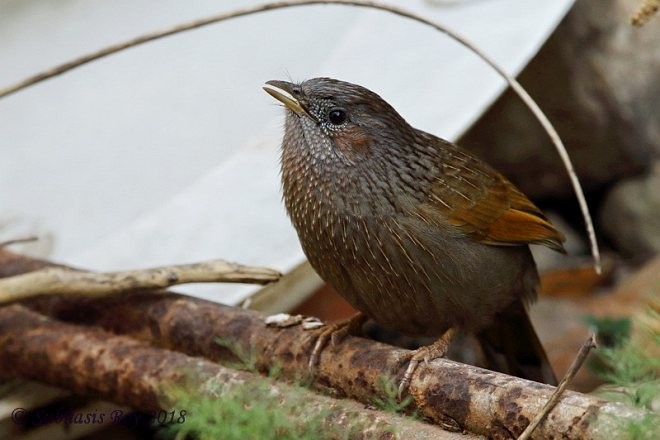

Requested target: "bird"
[{"left": 263, "top": 77, "right": 563, "bottom": 395}]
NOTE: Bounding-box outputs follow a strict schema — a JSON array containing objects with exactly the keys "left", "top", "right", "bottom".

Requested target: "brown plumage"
[{"left": 264, "top": 77, "right": 563, "bottom": 387}]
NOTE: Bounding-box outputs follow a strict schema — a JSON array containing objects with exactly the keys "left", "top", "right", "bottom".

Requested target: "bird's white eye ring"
[{"left": 328, "top": 108, "right": 347, "bottom": 125}]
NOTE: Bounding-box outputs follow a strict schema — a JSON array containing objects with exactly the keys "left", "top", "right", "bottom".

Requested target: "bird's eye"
[{"left": 327, "top": 108, "right": 347, "bottom": 125}]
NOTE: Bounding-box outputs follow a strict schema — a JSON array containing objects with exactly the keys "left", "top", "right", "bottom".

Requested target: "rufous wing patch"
[
  {"left": 480, "top": 208, "right": 567, "bottom": 252},
  {"left": 418, "top": 153, "right": 566, "bottom": 253}
]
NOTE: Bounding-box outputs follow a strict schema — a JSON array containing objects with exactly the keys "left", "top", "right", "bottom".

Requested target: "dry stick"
[
  {"left": 0, "top": 0, "right": 601, "bottom": 274},
  {"left": 517, "top": 334, "right": 598, "bottom": 440},
  {"left": 0, "top": 260, "right": 281, "bottom": 304}
]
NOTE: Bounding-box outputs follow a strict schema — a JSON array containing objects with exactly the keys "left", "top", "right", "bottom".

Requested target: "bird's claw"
[
  {"left": 307, "top": 313, "right": 366, "bottom": 373},
  {"left": 308, "top": 327, "right": 332, "bottom": 371},
  {"left": 397, "top": 327, "right": 457, "bottom": 399}
]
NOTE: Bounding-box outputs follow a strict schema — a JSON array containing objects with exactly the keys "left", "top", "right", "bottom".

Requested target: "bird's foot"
[
  {"left": 398, "top": 327, "right": 457, "bottom": 399},
  {"left": 308, "top": 312, "right": 367, "bottom": 372}
]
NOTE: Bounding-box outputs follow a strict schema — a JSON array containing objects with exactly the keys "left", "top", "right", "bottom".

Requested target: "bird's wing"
[{"left": 413, "top": 142, "right": 566, "bottom": 253}]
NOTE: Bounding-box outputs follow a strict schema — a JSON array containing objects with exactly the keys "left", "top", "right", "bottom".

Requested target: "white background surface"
[{"left": 0, "top": 0, "right": 574, "bottom": 304}]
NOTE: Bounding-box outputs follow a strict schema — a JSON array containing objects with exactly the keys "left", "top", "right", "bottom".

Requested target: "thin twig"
[
  {"left": 631, "top": 0, "right": 659, "bottom": 26},
  {"left": 0, "top": 0, "right": 601, "bottom": 273},
  {"left": 0, "top": 236, "right": 39, "bottom": 248},
  {"left": 517, "top": 333, "right": 598, "bottom": 440},
  {"left": 0, "top": 260, "right": 281, "bottom": 304}
]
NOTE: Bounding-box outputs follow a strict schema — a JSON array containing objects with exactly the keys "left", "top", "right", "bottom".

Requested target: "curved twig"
[
  {"left": 0, "top": 236, "right": 39, "bottom": 248},
  {"left": 0, "top": 0, "right": 601, "bottom": 273}
]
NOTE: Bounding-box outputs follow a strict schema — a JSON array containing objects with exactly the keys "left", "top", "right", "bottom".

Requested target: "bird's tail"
[{"left": 476, "top": 299, "right": 557, "bottom": 385}]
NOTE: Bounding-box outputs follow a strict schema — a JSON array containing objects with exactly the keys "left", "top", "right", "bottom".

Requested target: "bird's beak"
[{"left": 263, "top": 80, "right": 316, "bottom": 121}]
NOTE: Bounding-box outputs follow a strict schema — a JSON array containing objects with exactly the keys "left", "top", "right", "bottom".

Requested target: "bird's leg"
[
  {"left": 398, "top": 327, "right": 457, "bottom": 399},
  {"left": 308, "top": 312, "right": 367, "bottom": 371}
]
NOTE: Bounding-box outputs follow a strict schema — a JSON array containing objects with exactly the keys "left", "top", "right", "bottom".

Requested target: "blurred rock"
[
  {"left": 600, "top": 162, "right": 660, "bottom": 260},
  {"left": 459, "top": 0, "right": 660, "bottom": 199}
]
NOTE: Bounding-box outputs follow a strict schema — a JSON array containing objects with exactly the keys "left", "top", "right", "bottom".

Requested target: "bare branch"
[
  {"left": 0, "top": 0, "right": 601, "bottom": 272},
  {"left": 0, "top": 304, "right": 472, "bottom": 440},
  {"left": 0, "top": 260, "right": 280, "bottom": 304}
]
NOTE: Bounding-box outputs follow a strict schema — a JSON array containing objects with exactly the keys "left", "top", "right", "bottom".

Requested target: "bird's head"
[{"left": 264, "top": 77, "right": 412, "bottom": 165}]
